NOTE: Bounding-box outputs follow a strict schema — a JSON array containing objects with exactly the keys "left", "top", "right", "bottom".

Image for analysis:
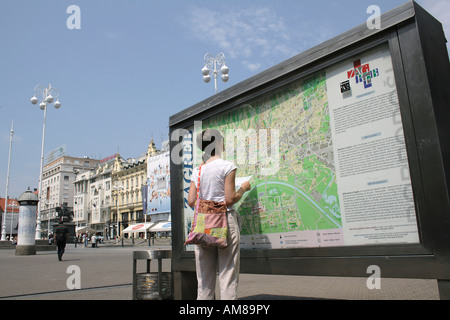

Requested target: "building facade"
[
  {"left": 71, "top": 140, "right": 160, "bottom": 239},
  {"left": 110, "top": 140, "right": 158, "bottom": 238},
  {"left": 89, "top": 161, "right": 113, "bottom": 235},
  {"left": 73, "top": 156, "right": 114, "bottom": 236},
  {"left": 0, "top": 197, "right": 20, "bottom": 238},
  {"left": 73, "top": 170, "right": 90, "bottom": 227},
  {"left": 39, "top": 156, "right": 99, "bottom": 236}
]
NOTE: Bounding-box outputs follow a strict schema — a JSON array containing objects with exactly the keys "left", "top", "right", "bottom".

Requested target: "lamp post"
[
  {"left": 1, "top": 121, "right": 14, "bottom": 241},
  {"left": 30, "top": 84, "right": 61, "bottom": 239},
  {"left": 113, "top": 184, "right": 123, "bottom": 238},
  {"left": 45, "top": 200, "right": 52, "bottom": 238},
  {"left": 202, "top": 52, "right": 229, "bottom": 94}
]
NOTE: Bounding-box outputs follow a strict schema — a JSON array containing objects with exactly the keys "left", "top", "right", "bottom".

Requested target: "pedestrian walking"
[
  {"left": 187, "top": 128, "right": 251, "bottom": 300},
  {"left": 91, "top": 234, "right": 97, "bottom": 248},
  {"left": 54, "top": 220, "right": 69, "bottom": 261}
]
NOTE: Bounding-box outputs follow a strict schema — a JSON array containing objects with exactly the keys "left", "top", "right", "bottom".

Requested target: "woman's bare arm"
[
  {"left": 187, "top": 181, "right": 197, "bottom": 208},
  {"left": 225, "top": 169, "right": 251, "bottom": 207}
]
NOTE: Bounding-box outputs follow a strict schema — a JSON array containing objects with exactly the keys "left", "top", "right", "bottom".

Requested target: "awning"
[
  {"left": 149, "top": 221, "right": 171, "bottom": 232},
  {"left": 121, "top": 222, "right": 155, "bottom": 234},
  {"left": 76, "top": 226, "right": 96, "bottom": 234}
]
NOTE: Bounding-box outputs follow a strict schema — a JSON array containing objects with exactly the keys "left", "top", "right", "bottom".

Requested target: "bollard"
[{"left": 15, "top": 188, "right": 39, "bottom": 256}]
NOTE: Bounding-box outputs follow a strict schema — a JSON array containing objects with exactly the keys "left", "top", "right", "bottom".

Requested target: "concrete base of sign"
[
  {"left": 438, "top": 280, "right": 450, "bottom": 300},
  {"left": 15, "top": 245, "right": 36, "bottom": 256},
  {"left": 173, "top": 271, "right": 197, "bottom": 300}
]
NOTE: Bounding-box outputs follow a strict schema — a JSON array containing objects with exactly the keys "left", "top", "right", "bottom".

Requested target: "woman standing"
[{"left": 188, "top": 129, "right": 251, "bottom": 300}]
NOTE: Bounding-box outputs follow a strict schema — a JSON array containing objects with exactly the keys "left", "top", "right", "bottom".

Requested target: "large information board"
[
  {"left": 184, "top": 44, "right": 419, "bottom": 250},
  {"left": 170, "top": 1, "right": 450, "bottom": 299}
]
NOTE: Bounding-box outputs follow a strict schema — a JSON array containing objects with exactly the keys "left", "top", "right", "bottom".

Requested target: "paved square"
[{"left": 0, "top": 245, "right": 440, "bottom": 300}]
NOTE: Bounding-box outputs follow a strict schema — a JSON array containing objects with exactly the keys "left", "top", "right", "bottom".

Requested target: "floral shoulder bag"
[{"left": 185, "top": 164, "right": 228, "bottom": 248}]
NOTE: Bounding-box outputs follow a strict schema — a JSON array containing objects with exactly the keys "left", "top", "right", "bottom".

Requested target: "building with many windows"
[
  {"left": 73, "top": 156, "right": 115, "bottom": 236},
  {"left": 110, "top": 140, "right": 158, "bottom": 238},
  {"left": 0, "top": 197, "right": 20, "bottom": 238},
  {"left": 40, "top": 156, "right": 99, "bottom": 236},
  {"left": 73, "top": 170, "right": 89, "bottom": 227},
  {"left": 72, "top": 140, "right": 160, "bottom": 239}
]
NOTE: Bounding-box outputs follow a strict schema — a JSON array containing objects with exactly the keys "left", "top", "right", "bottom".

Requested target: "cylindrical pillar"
[{"left": 15, "top": 189, "right": 39, "bottom": 256}]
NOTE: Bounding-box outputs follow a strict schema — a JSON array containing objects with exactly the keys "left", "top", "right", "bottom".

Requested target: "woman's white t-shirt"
[{"left": 191, "top": 159, "right": 237, "bottom": 209}]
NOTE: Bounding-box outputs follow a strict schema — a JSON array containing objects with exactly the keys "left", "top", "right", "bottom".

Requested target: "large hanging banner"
[
  {"left": 147, "top": 152, "right": 171, "bottom": 214},
  {"left": 181, "top": 44, "right": 419, "bottom": 249}
]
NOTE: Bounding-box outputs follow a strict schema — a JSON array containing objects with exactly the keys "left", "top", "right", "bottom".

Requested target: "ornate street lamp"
[
  {"left": 202, "top": 52, "right": 229, "bottom": 94},
  {"left": 30, "top": 84, "right": 61, "bottom": 239}
]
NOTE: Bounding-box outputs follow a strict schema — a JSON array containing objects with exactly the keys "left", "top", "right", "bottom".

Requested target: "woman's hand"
[
  {"left": 225, "top": 170, "right": 251, "bottom": 206},
  {"left": 240, "top": 181, "right": 251, "bottom": 192}
]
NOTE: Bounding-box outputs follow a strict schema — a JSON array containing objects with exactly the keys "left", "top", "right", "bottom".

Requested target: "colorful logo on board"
[{"left": 346, "top": 59, "right": 380, "bottom": 89}]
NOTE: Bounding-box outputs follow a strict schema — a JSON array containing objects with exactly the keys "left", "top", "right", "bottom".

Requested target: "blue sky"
[{"left": 0, "top": 0, "right": 449, "bottom": 198}]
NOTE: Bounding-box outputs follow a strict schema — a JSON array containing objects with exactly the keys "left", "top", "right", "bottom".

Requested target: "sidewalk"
[{"left": 0, "top": 245, "right": 440, "bottom": 300}]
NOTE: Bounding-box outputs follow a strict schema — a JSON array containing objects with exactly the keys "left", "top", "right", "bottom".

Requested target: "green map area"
[{"left": 201, "top": 72, "right": 342, "bottom": 236}]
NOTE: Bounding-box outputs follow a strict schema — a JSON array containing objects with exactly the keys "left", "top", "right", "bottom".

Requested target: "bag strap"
[{"left": 197, "top": 164, "right": 203, "bottom": 200}]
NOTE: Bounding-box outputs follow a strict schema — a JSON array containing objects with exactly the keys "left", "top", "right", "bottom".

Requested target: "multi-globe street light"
[
  {"left": 202, "top": 52, "right": 229, "bottom": 94},
  {"left": 30, "top": 84, "right": 61, "bottom": 239}
]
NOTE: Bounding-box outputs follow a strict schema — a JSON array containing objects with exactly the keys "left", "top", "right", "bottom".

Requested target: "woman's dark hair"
[{"left": 197, "top": 129, "right": 224, "bottom": 162}]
